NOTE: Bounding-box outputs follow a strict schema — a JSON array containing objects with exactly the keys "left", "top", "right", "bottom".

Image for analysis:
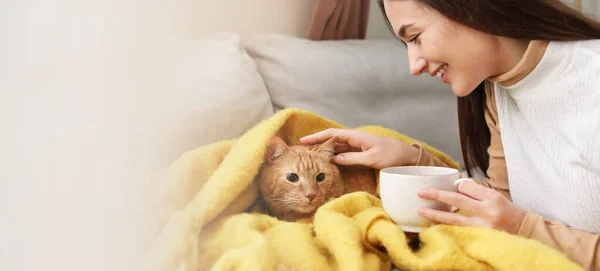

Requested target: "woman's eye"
[
  {"left": 286, "top": 173, "right": 299, "bottom": 182},
  {"left": 409, "top": 34, "right": 420, "bottom": 44},
  {"left": 316, "top": 173, "right": 325, "bottom": 182}
]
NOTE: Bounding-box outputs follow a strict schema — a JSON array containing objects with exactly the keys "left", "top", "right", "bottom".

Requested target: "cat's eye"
[
  {"left": 316, "top": 173, "right": 325, "bottom": 182},
  {"left": 286, "top": 173, "right": 299, "bottom": 182}
]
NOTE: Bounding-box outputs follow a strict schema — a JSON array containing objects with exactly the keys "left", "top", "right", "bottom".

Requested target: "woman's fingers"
[
  {"left": 299, "top": 128, "right": 342, "bottom": 144},
  {"left": 333, "top": 143, "right": 361, "bottom": 154},
  {"left": 417, "top": 207, "right": 475, "bottom": 227},
  {"left": 299, "top": 128, "right": 376, "bottom": 167},
  {"left": 417, "top": 182, "right": 524, "bottom": 233},
  {"left": 418, "top": 188, "right": 487, "bottom": 217},
  {"left": 300, "top": 128, "right": 370, "bottom": 150},
  {"left": 332, "top": 151, "right": 376, "bottom": 168},
  {"left": 456, "top": 181, "right": 494, "bottom": 201}
]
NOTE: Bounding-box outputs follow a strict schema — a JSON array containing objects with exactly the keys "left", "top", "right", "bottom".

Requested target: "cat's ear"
[
  {"left": 266, "top": 136, "right": 289, "bottom": 163},
  {"left": 315, "top": 136, "right": 337, "bottom": 157}
]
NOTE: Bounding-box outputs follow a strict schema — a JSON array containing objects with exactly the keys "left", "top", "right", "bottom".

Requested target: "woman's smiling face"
[{"left": 383, "top": 0, "right": 506, "bottom": 97}]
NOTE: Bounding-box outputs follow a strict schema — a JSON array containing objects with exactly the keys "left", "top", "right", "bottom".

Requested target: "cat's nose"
[{"left": 306, "top": 193, "right": 317, "bottom": 203}]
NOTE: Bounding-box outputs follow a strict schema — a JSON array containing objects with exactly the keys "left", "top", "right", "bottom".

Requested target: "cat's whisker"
[
  {"left": 263, "top": 198, "right": 286, "bottom": 204},
  {"left": 264, "top": 198, "right": 306, "bottom": 212},
  {"left": 264, "top": 197, "right": 299, "bottom": 205}
]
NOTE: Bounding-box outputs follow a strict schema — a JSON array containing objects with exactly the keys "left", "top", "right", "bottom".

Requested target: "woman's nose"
[
  {"left": 409, "top": 57, "right": 428, "bottom": 76},
  {"left": 408, "top": 46, "right": 427, "bottom": 76}
]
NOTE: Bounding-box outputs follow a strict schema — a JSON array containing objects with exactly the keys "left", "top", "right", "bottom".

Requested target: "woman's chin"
[{"left": 451, "top": 82, "right": 479, "bottom": 97}]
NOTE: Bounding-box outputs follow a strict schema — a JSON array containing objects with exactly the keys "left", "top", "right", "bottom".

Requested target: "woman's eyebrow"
[{"left": 398, "top": 23, "right": 414, "bottom": 38}]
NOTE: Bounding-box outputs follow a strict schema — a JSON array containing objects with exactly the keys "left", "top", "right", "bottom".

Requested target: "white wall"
[{"left": 169, "top": 0, "right": 318, "bottom": 39}]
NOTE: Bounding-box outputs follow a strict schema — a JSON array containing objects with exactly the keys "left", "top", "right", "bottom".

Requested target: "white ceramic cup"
[{"left": 379, "top": 166, "right": 473, "bottom": 233}]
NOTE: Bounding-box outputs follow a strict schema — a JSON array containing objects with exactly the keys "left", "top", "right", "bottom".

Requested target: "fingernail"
[
  {"left": 417, "top": 207, "right": 427, "bottom": 215},
  {"left": 334, "top": 155, "right": 344, "bottom": 162},
  {"left": 418, "top": 189, "right": 429, "bottom": 198}
]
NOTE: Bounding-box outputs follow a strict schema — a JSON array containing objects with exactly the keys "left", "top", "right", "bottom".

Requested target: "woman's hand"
[
  {"left": 300, "top": 128, "right": 420, "bottom": 170},
  {"left": 417, "top": 180, "right": 527, "bottom": 234}
]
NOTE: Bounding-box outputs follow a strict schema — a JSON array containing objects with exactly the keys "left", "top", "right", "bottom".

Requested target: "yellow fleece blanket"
[{"left": 146, "top": 108, "right": 582, "bottom": 271}]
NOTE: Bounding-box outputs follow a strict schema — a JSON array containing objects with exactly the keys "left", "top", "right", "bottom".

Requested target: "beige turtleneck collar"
[{"left": 487, "top": 40, "right": 549, "bottom": 87}]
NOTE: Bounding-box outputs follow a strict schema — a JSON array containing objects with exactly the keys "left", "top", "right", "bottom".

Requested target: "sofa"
[
  {"left": 184, "top": 32, "right": 462, "bottom": 169},
  {"left": 0, "top": 5, "right": 462, "bottom": 270},
  {"left": 143, "top": 31, "right": 465, "bottom": 271}
]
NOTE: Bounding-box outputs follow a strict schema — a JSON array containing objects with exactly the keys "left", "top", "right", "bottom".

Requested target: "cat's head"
[{"left": 258, "top": 136, "right": 344, "bottom": 221}]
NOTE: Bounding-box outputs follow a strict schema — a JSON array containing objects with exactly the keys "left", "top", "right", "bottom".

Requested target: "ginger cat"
[{"left": 258, "top": 136, "right": 378, "bottom": 222}]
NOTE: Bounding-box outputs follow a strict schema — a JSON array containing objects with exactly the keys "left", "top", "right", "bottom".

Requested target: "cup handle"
[{"left": 449, "top": 178, "right": 476, "bottom": 212}]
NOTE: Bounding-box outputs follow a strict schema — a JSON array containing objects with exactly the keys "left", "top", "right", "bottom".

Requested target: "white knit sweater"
[{"left": 493, "top": 40, "right": 600, "bottom": 233}]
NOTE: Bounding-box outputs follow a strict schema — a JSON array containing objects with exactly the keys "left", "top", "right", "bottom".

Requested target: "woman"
[{"left": 300, "top": 0, "right": 600, "bottom": 269}]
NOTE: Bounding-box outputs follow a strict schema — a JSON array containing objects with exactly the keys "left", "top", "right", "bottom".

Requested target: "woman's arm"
[
  {"left": 474, "top": 83, "right": 510, "bottom": 200},
  {"left": 415, "top": 82, "right": 599, "bottom": 269},
  {"left": 518, "top": 212, "right": 600, "bottom": 270},
  {"left": 484, "top": 83, "right": 598, "bottom": 269}
]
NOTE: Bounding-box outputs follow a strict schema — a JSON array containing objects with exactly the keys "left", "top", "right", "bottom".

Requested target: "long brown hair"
[{"left": 378, "top": 0, "right": 600, "bottom": 177}]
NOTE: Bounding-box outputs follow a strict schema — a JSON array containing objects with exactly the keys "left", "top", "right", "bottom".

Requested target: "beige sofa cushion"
[
  {"left": 168, "top": 32, "right": 274, "bottom": 149},
  {"left": 245, "top": 33, "right": 462, "bottom": 164}
]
